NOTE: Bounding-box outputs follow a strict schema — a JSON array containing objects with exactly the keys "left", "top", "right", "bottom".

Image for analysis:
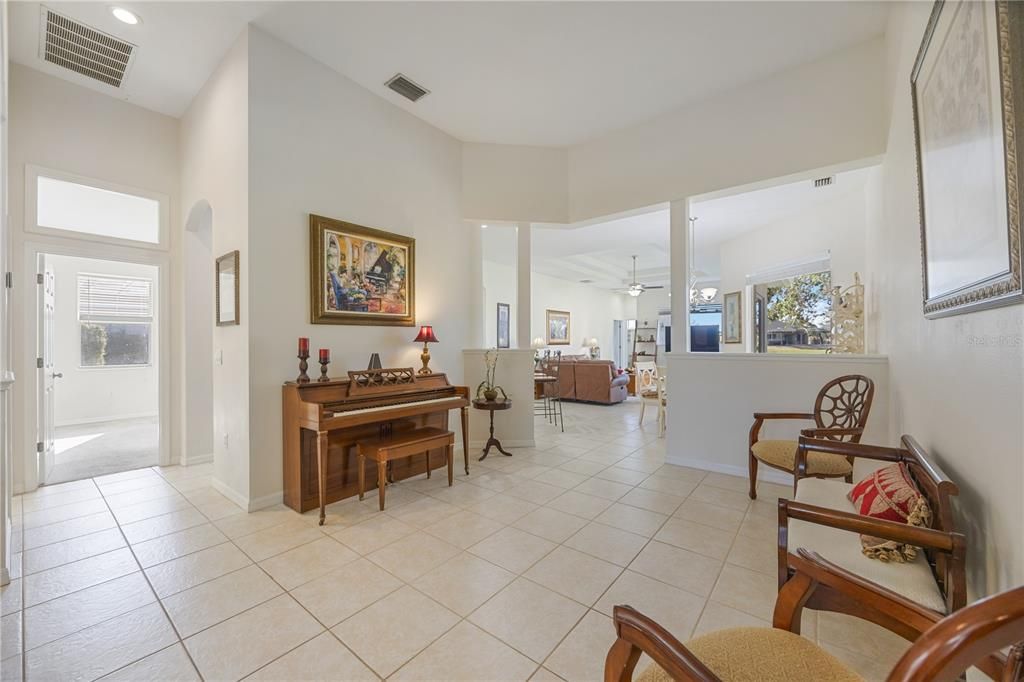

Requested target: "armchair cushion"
[
  {"left": 848, "top": 464, "right": 933, "bottom": 563},
  {"left": 636, "top": 627, "right": 860, "bottom": 682},
  {"left": 790, "top": 478, "right": 946, "bottom": 613},
  {"left": 751, "top": 440, "right": 853, "bottom": 476}
]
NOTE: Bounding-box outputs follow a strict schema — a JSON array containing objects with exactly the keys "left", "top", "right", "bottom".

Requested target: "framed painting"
[
  {"left": 309, "top": 214, "right": 415, "bottom": 326},
  {"left": 723, "top": 291, "right": 742, "bottom": 343},
  {"left": 545, "top": 309, "right": 571, "bottom": 345},
  {"left": 216, "top": 250, "right": 239, "bottom": 326},
  {"left": 497, "top": 302, "right": 510, "bottom": 349},
  {"left": 912, "top": 0, "right": 1023, "bottom": 318}
]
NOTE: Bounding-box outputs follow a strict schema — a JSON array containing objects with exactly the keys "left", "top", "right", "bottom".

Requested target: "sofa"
[{"left": 547, "top": 358, "right": 629, "bottom": 404}]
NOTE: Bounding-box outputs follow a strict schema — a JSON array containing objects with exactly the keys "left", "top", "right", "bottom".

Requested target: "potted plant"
[{"left": 476, "top": 348, "right": 508, "bottom": 402}]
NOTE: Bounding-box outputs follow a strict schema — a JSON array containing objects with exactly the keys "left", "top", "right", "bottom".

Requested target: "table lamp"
[{"left": 414, "top": 325, "right": 439, "bottom": 375}]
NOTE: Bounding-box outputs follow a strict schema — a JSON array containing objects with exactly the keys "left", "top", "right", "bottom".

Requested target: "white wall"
[
  {"left": 50, "top": 255, "right": 158, "bottom": 426},
  {"left": 867, "top": 4, "right": 1024, "bottom": 597},
  {"left": 179, "top": 29, "right": 251, "bottom": 502},
  {"left": 183, "top": 201, "right": 214, "bottom": 462},
  {"left": 245, "top": 27, "right": 478, "bottom": 507},
  {"left": 567, "top": 39, "right": 887, "bottom": 222},
  {"left": 531, "top": 269, "right": 630, "bottom": 359},
  {"left": 716, "top": 185, "right": 868, "bottom": 352},
  {"left": 9, "top": 64, "right": 179, "bottom": 491},
  {"left": 462, "top": 143, "right": 568, "bottom": 223}
]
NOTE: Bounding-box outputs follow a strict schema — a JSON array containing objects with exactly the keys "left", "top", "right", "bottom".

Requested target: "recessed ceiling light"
[
  {"left": 481, "top": 224, "right": 488, "bottom": 229},
  {"left": 110, "top": 7, "right": 140, "bottom": 25}
]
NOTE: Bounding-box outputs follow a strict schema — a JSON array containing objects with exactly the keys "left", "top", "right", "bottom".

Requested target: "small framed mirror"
[{"left": 216, "top": 250, "right": 240, "bottom": 326}]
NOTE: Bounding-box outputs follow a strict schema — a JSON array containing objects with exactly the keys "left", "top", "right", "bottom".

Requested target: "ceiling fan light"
[
  {"left": 700, "top": 287, "right": 718, "bottom": 300},
  {"left": 628, "top": 287, "right": 643, "bottom": 297}
]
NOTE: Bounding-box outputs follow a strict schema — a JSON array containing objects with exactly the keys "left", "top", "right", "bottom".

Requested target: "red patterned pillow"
[{"left": 847, "top": 463, "right": 932, "bottom": 562}]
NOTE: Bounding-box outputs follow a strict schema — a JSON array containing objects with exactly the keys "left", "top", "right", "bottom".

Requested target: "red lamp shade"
[{"left": 414, "top": 325, "right": 438, "bottom": 343}]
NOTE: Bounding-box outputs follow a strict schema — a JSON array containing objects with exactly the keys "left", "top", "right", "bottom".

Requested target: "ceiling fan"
[{"left": 620, "top": 255, "right": 665, "bottom": 297}]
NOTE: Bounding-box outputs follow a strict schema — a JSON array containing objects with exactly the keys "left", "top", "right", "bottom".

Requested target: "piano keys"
[{"left": 282, "top": 367, "right": 470, "bottom": 514}]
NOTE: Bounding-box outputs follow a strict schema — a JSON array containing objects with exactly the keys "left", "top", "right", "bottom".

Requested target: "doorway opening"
[{"left": 38, "top": 253, "right": 160, "bottom": 484}]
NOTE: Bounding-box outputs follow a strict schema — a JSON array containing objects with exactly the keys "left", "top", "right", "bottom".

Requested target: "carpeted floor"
[{"left": 48, "top": 416, "right": 159, "bottom": 484}]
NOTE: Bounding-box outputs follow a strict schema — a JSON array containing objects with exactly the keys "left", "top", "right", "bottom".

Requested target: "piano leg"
[
  {"left": 317, "top": 430, "right": 328, "bottom": 526},
  {"left": 378, "top": 459, "right": 388, "bottom": 511},
  {"left": 447, "top": 443, "right": 454, "bottom": 487},
  {"left": 460, "top": 406, "right": 470, "bottom": 475}
]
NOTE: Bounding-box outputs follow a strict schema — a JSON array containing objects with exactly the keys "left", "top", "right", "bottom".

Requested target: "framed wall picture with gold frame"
[
  {"left": 911, "top": 0, "right": 1023, "bottom": 318},
  {"left": 309, "top": 214, "right": 415, "bottom": 326},
  {"left": 545, "top": 309, "right": 571, "bottom": 345},
  {"left": 722, "top": 291, "right": 742, "bottom": 344}
]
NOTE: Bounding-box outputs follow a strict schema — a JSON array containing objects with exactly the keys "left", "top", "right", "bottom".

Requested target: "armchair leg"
[
  {"left": 604, "top": 637, "right": 642, "bottom": 682},
  {"left": 748, "top": 450, "right": 758, "bottom": 500}
]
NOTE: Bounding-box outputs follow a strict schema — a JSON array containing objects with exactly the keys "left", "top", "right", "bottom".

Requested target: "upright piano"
[{"left": 282, "top": 367, "right": 470, "bottom": 514}]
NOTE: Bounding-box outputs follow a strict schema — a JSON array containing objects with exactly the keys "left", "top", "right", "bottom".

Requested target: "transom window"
[{"left": 78, "top": 274, "right": 153, "bottom": 367}]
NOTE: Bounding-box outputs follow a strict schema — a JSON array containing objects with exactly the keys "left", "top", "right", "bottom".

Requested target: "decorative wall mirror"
[{"left": 216, "top": 250, "right": 240, "bottom": 326}]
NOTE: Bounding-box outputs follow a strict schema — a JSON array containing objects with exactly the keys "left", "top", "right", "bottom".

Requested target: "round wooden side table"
[{"left": 472, "top": 398, "right": 513, "bottom": 461}]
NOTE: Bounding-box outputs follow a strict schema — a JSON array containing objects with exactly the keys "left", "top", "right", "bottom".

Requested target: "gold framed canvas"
[
  {"left": 309, "top": 214, "right": 415, "bottom": 326},
  {"left": 545, "top": 309, "right": 571, "bottom": 345},
  {"left": 723, "top": 291, "right": 742, "bottom": 344},
  {"left": 912, "top": 0, "right": 1023, "bottom": 318},
  {"left": 215, "top": 250, "right": 239, "bottom": 326}
]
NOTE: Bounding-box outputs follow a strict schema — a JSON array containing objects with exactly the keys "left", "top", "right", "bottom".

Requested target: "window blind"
[{"left": 78, "top": 274, "right": 153, "bottom": 321}]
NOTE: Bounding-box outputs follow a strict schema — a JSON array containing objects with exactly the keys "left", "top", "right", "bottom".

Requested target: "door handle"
[{"left": 52, "top": 372, "right": 63, "bottom": 379}]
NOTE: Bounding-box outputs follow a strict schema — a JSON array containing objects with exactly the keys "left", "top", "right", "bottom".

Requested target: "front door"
[{"left": 37, "top": 256, "right": 57, "bottom": 483}]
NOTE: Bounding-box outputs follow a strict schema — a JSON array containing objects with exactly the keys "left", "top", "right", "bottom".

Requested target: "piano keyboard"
[{"left": 324, "top": 395, "right": 465, "bottom": 418}]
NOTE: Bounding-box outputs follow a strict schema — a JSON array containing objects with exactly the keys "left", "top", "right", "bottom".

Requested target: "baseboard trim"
[
  {"left": 665, "top": 455, "right": 793, "bottom": 486},
  {"left": 248, "top": 491, "right": 283, "bottom": 512},
  {"left": 183, "top": 453, "right": 213, "bottom": 466},
  {"left": 469, "top": 439, "right": 535, "bottom": 449},
  {"left": 210, "top": 477, "right": 248, "bottom": 510}
]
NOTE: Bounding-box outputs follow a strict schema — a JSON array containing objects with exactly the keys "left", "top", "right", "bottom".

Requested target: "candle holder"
[
  {"left": 318, "top": 358, "right": 331, "bottom": 382},
  {"left": 296, "top": 350, "right": 310, "bottom": 384}
]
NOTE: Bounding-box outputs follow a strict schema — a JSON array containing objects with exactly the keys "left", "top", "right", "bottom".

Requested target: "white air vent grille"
[
  {"left": 385, "top": 73, "right": 429, "bottom": 102},
  {"left": 813, "top": 176, "right": 835, "bottom": 188},
  {"left": 40, "top": 7, "right": 136, "bottom": 88}
]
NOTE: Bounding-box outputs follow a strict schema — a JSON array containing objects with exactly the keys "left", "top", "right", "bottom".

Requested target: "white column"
[
  {"left": 515, "top": 223, "right": 532, "bottom": 349},
  {"left": 669, "top": 199, "right": 690, "bottom": 352}
]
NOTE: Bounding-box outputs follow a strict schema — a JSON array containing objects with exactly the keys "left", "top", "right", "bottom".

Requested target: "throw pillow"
[{"left": 847, "top": 463, "right": 932, "bottom": 562}]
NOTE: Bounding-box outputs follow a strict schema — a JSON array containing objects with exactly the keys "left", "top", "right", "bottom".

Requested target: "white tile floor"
[{"left": 0, "top": 399, "right": 909, "bottom": 681}]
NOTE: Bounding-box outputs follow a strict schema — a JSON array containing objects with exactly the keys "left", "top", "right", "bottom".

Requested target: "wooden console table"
[{"left": 472, "top": 398, "right": 513, "bottom": 461}]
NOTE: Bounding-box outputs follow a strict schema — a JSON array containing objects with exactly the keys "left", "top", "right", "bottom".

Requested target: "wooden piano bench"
[{"left": 357, "top": 427, "right": 455, "bottom": 512}]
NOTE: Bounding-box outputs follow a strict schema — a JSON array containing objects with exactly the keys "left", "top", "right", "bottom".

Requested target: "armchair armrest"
[
  {"left": 749, "top": 412, "right": 815, "bottom": 447},
  {"left": 779, "top": 498, "right": 962, "bottom": 553},
  {"left": 606, "top": 605, "right": 720, "bottom": 682},
  {"left": 797, "top": 436, "right": 905, "bottom": 462},
  {"left": 752, "top": 412, "right": 815, "bottom": 420}
]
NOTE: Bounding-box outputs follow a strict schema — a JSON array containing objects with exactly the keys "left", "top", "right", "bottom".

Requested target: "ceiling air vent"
[
  {"left": 579, "top": 279, "right": 594, "bottom": 284},
  {"left": 38, "top": 7, "right": 136, "bottom": 88},
  {"left": 813, "top": 176, "right": 835, "bottom": 188},
  {"left": 385, "top": 73, "right": 429, "bottom": 102}
]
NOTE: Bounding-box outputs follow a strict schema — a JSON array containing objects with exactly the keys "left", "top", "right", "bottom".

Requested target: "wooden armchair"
[
  {"left": 778, "top": 435, "right": 966, "bottom": 641},
  {"left": 748, "top": 374, "right": 875, "bottom": 500},
  {"left": 605, "top": 549, "right": 1023, "bottom": 682}
]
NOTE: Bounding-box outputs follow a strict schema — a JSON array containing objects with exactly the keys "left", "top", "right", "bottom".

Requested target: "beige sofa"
[{"left": 548, "top": 358, "right": 629, "bottom": 405}]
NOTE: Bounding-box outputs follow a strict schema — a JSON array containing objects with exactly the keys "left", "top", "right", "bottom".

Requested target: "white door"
[{"left": 37, "top": 256, "right": 58, "bottom": 483}]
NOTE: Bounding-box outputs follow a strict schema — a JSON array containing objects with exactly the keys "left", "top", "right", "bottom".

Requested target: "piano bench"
[{"left": 357, "top": 427, "right": 455, "bottom": 511}]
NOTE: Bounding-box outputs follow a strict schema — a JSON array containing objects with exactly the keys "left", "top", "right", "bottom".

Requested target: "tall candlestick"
[
  {"left": 296, "top": 338, "right": 310, "bottom": 384},
  {"left": 318, "top": 349, "right": 330, "bottom": 383}
]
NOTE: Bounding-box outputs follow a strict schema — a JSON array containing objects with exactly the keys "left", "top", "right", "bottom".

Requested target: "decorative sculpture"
[{"left": 830, "top": 273, "right": 865, "bottom": 354}]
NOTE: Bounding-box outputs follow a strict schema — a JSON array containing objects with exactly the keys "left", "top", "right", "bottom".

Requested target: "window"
[
  {"left": 762, "top": 271, "right": 832, "bottom": 354},
  {"left": 78, "top": 274, "right": 153, "bottom": 367},
  {"left": 30, "top": 167, "right": 166, "bottom": 246}
]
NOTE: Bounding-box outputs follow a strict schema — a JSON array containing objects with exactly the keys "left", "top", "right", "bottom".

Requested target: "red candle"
[
  {"left": 319, "top": 348, "right": 330, "bottom": 363},
  {"left": 298, "top": 337, "right": 309, "bottom": 355}
]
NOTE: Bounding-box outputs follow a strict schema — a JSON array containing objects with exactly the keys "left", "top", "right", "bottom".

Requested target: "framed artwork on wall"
[
  {"left": 309, "top": 214, "right": 415, "bottom": 326},
  {"left": 545, "top": 309, "right": 571, "bottom": 345},
  {"left": 723, "top": 291, "right": 742, "bottom": 343},
  {"left": 912, "top": 0, "right": 1023, "bottom": 318},
  {"left": 496, "top": 302, "right": 510, "bottom": 348},
  {"left": 215, "top": 250, "right": 240, "bottom": 326}
]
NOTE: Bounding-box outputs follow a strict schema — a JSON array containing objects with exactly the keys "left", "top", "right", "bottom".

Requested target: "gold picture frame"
[
  {"left": 309, "top": 214, "right": 415, "bottom": 326},
  {"left": 545, "top": 309, "right": 571, "bottom": 345},
  {"left": 723, "top": 291, "right": 742, "bottom": 344},
  {"left": 912, "top": 0, "right": 1023, "bottom": 318},
  {"left": 215, "top": 250, "right": 240, "bottom": 326}
]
